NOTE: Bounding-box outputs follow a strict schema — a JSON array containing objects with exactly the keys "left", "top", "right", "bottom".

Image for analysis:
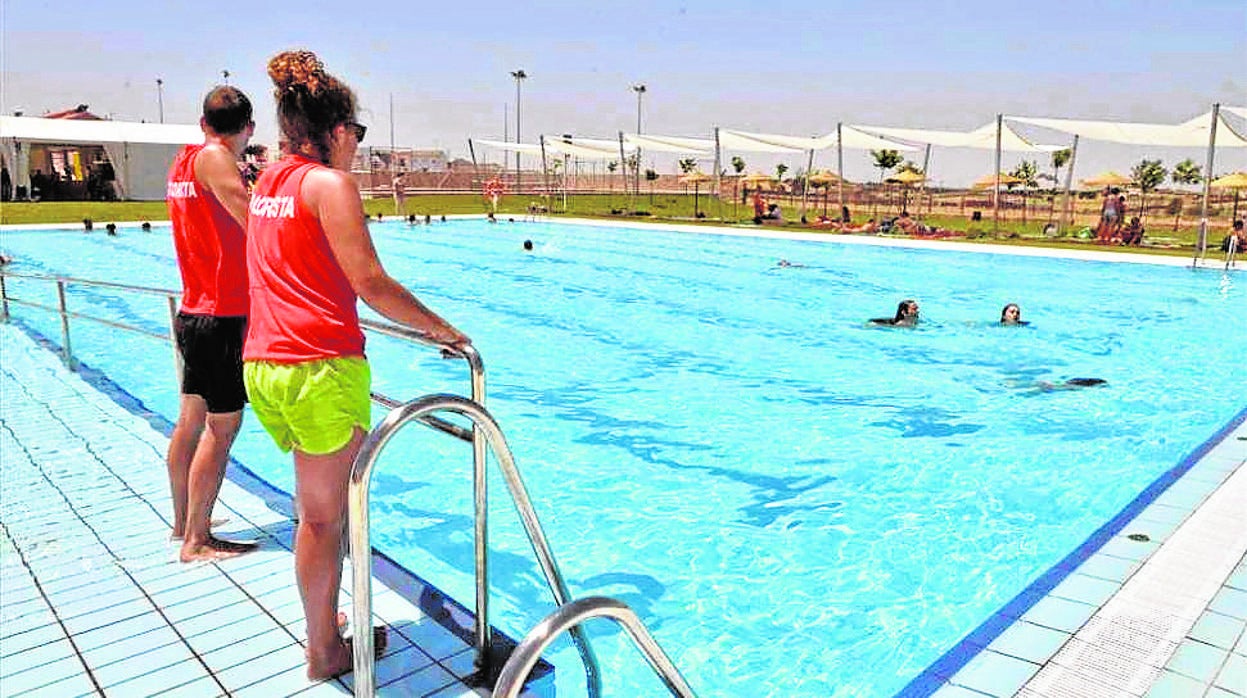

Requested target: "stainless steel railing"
[
  {"left": 347, "top": 393, "right": 601, "bottom": 697},
  {"left": 1, "top": 269, "right": 603, "bottom": 695},
  {"left": 493, "top": 596, "right": 696, "bottom": 698}
]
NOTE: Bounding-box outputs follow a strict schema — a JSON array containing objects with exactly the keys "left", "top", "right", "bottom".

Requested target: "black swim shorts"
[{"left": 174, "top": 312, "right": 247, "bottom": 413}]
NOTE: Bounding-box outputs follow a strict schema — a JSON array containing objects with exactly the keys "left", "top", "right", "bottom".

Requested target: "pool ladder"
[
  {"left": 344, "top": 337, "right": 696, "bottom": 697},
  {"left": 0, "top": 271, "right": 696, "bottom": 697}
]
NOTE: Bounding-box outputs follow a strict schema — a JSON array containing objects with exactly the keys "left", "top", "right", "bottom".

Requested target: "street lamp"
[
  {"left": 631, "top": 84, "right": 646, "bottom": 196},
  {"left": 631, "top": 83, "right": 646, "bottom": 134},
  {"left": 156, "top": 78, "right": 164, "bottom": 123},
  {"left": 511, "top": 69, "right": 527, "bottom": 191}
]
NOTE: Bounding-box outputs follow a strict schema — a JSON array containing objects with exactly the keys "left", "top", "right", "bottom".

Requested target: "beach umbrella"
[
  {"left": 971, "top": 172, "right": 1025, "bottom": 189},
  {"left": 740, "top": 171, "right": 777, "bottom": 190},
  {"left": 1210, "top": 171, "right": 1247, "bottom": 221},
  {"left": 886, "top": 170, "right": 926, "bottom": 212},
  {"left": 808, "top": 170, "right": 843, "bottom": 215},
  {"left": 679, "top": 171, "right": 714, "bottom": 217},
  {"left": 1080, "top": 171, "right": 1133, "bottom": 189}
]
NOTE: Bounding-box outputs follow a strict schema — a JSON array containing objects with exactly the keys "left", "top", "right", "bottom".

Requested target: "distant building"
[{"left": 352, "top": 147, "right": 448, "bottom": 174}]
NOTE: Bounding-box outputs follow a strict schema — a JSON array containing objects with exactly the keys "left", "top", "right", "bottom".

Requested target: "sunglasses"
[{"left": 345, "top": 121, "right": 367, "bottom": 143}]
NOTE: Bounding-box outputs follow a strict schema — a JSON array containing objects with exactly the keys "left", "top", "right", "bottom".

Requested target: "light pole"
[
  {"left": 511, "top": 69, "right": 527, "bottom": 192},
  {"left": 156, "top": 78, "right": 164, "bottom": 124},
  {"left": 631, "top": 84, "right": 646, "bottom": 197}
]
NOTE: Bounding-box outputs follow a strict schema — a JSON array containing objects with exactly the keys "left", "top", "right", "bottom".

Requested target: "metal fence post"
[{"left": 56, "top": 280, "right": 77, "bottom": 370}]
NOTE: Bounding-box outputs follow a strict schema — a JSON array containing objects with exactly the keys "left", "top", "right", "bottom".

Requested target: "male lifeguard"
[{"left": 165, "top": 86, "right": 257, "bottom": 561}]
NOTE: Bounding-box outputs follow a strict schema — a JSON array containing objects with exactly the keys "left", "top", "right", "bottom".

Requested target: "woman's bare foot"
[
  {"left": 179, "top": 535, "right": 258, "bottom": 562},
  {"left": 306, "top": 627, "right": 387, "bottom": 680},
  {"left": 170, "top": 517, "right": 231, "bottom": 541}
]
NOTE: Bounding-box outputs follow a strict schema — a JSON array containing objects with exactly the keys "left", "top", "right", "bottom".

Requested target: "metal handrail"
[
  {"left": 1227, "top": 235, "right": 1239, "bottom": 270},
  {"left": 3, "top": 268, "right": 603, "bottom": 694},
  {"left": 348, "top": 394, "right": 601, "bottom": 697},
  {"left": 493, "top": 596, "right": 696, "bottom": 698}
]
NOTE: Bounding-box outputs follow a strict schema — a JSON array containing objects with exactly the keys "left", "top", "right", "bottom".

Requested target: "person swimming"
[
  {"left": 1032, "top": 377, "right": 1107, "bottom": 392},
  {"left": 523, "top": 239, "right": 534, "bottom": 251},
  {"left": 870, "top": 299, "right": 919, "bottom": 327},
  {"left": 1000, "top": 303, "right": 1029, "bottom": 326},
  {"left": 777, "top": 259, "right": 805, "bottom": 268}
]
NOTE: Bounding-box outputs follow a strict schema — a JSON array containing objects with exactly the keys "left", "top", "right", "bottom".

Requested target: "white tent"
[{"left": 0, "top": 115, "right": 201, "bottom": 200}]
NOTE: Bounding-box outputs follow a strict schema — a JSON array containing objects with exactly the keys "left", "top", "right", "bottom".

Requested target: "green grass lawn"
[{"left": 1, "top": 194, "right": 1222, "bottom": 259}]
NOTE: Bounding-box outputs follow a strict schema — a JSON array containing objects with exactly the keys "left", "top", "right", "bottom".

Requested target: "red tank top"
[
  {"left": 166, "top": 144, "right": 248, "bottom": 316},
  {"left": 243, "top": 154, "right": 365, "bottom": 363}
]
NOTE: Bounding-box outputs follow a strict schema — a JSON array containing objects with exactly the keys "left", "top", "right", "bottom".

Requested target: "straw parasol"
[
  {"left": 678, "top": 171, "right": 714, "bottom": 218},
  {"left": 887, "top": 170, "right": 926, "bottom": 213},
  {"left": 886, "top": 170, "right": 926, "bottom": 185},
  {"left": 971, "top": 172, "right": 1025, "bottom": 189},
  {"left": 1080, "top": 171, "right": 1133, "bottom": 189},
  {"left": 740, "top": 171, "right": 777, "bottom": 190},
  {"left": 1210, "top": 172, "right": 1247, "bottom": 221},
  {"left": 808, "top": 170, "right": 844, "bottom": 216}
]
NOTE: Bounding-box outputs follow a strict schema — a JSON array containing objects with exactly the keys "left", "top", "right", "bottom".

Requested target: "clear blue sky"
[{"left": 3, "top": 0, "right": 1245, "bottom": 186}]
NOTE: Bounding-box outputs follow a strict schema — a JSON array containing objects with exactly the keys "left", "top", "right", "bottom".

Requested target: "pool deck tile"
[
  {"left": 911, "top": 410, "right": 1247, "bottom": 698},
  {"left": 0, "top": 323, "right": 553, "bottom": 697}
]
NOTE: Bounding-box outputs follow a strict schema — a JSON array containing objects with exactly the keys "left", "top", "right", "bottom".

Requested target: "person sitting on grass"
[{"left": 1119, "top": 216, "right": 1144, "bottom": 246}]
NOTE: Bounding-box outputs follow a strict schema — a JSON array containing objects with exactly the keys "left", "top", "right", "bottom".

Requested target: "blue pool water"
[{"left": 2, "top": 220, "right": 1244, "bottom": 696}]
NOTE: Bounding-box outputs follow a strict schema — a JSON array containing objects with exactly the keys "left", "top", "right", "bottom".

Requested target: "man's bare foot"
[
  {"left": 170, "top": 517, "right": 231, "bottom": 541},
  {"left": 307, "top": 627, "right": 387, "bottom": 680},
  {"left": 179, "top": 535, "right": 258, "bottom": 562}
]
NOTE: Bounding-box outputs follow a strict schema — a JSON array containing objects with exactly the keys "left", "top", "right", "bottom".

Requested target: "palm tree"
[
  {"left": 645, "top": 168, "right": 659, "bottom": 205},
  {"left": 678, "top": 157, "right": 697, "bottom": 174},
  {"left": 1045, "top": 148, "right": 1072, "bottom": 226},
  {"left": 1130, "top": 158, "right": 1168, "bottom": 224},
  {"left": 731, "top": 156, "right": 746, "bottom": 212},
  {"left": 870, "top": 149, "right": 901, "bottom": 215},
  {"left": 1010, "top": 160, "right": 1039, "bottom": 223},
  {"left": 607, "top": 160, "right": 618, "bottom": 194},
  {"left": 1169, "top": 159, "right": 1201, "bottom": 230}
]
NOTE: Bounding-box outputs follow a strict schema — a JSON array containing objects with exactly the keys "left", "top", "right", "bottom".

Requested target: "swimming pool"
[{"left": 2, "top": 220, "right": 1243, "bottom": 696}]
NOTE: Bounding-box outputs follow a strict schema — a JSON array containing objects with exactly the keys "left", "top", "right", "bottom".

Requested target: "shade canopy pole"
[
  {"left": 1194, "top": 103, "right": 1220, "bottom": 267},
  {"left": 1059, "top": 135, "right": 1079, "bottom": 235},
  {"left": 836, "top": 123, "right": 845, "bottom": 218},
  {"left": 993, "top": 114, "right": 1003, "bottom": 234}
]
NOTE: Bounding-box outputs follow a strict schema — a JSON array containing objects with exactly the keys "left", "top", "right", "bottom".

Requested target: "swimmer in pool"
[
  {"left": 869, "top": 299, "right": 919, "bottom": 327},
  {"left": 1033, "top": 377, "right": 1107, "bottom": 392},
  {"left": 1000, "top": 303, "right": 1029, "bottom": 326}
]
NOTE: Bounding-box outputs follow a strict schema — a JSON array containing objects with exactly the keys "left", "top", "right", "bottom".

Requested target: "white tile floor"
[{"left": 0, "top": 324, "right": 553, "bottom": 697}]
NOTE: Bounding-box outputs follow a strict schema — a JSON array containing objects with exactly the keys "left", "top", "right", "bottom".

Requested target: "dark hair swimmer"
[
  {"left": 1000, "top": 303, "right": 1029, "bottom": 326},
  {"left": 870, "top": 299, "right": 919, "bottom": 327}
]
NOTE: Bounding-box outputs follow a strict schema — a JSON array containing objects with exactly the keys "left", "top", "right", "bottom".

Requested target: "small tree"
[
  {"left": 645, "top": 168, "right": 659, "bottom": 205},
  {"left": 1010, "top": 160, "right": 1038, "bottom": 188},
  {"left": 1050, "top": 149, "right": 1072, "bottom": 191},
  {"left": 1169, "top": 159, "right": 1201, "bottom": 229},
  {"left": 775, "top": 163, "right": 789, "bottom": 181},
  {"left": 897, "top": 160, "right": 923, "bottom": 174},
  {"left": 731, "top": 156, "right": 746, "bottom": 175},
  {"left": 871, "top": 149, "right": 902, "bottom": 183},
  {"left": 1131, "top": 158, "right": 1168, "bottom": 223},
  {"left": 607, "top": 160, "right": 618, "bottom": 194},
  {"left": 678, "top": 157, "right": 697, "bottom": 174}
]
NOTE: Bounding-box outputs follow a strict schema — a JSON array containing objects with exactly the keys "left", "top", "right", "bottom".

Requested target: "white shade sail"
[
  {"left": 717, "top": 129, "right": 819, "bottom": 153},
  {"left": 623, "top": 133, "right": 714, "bottom": 154},
  {"left": 471, "top": 138, "right": 546, "bottom": 155},
  {"left": 1007, "top": 114, "right": 1247, "bottom": 148},
  {"left": 854, "top": 121, "right": 1059, "bottom": 152},
  {"left": 0, "top": 115, "right": 202, "bottom": 145},
  {"left": 541, "top": 136, "right": 630, "bottom": 160},
  {"left": 834, "top": 125, "right": 919, "bottom": 151}
]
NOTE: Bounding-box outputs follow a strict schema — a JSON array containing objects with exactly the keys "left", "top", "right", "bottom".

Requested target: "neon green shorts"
[{"left": 244, "top": 357, "right": 372, "bottom": 455}]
